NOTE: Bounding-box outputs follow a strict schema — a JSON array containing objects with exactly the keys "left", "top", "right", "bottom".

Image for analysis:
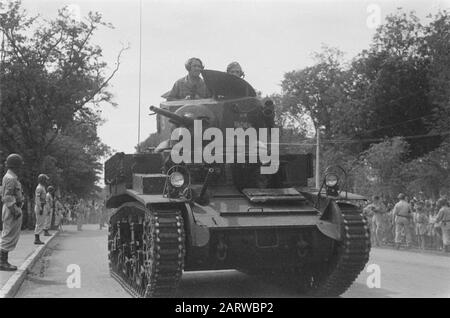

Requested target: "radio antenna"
[{"left": 137, "top": 0, "right": 142, "bottom": 153}]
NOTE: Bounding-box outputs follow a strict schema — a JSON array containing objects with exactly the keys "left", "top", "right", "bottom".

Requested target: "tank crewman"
[
  {"left": 0, "top": 154, "right": 24, "bottom": 271},
  {"left": 34, "top": 174, "right": 49, "bottom": 244},
  {"left": 165, "top": 57, "right": 211, "bottom": 101},
  {"left": 43, "top": 186, "right": 55, "bottom": 236},
  {"left": 435, "top": 198, "right": 450, "bottom": 253},
  {"left": 393, "top": 193, "right": 412, "bottom": 249},
  {"left": 226, "top": 61, "right": 245, "bottom": 78}
]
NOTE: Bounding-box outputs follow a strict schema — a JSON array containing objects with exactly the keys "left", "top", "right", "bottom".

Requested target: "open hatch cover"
[{"left": 242, "top": 188, "right": 306, "bottom": 203}]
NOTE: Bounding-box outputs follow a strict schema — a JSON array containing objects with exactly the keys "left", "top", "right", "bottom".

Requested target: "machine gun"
[{"left": 149, "top": 105, "right": 195, "bottom": 127}]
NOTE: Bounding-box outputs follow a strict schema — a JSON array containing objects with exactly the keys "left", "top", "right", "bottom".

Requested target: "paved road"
[{"left": 16, "top": 225, "right": 450, "bottom": 298}]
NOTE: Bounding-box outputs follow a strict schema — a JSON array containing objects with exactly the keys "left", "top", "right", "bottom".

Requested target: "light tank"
[{"left": 104, "top": 70, "right": 370, "bottom": 297}]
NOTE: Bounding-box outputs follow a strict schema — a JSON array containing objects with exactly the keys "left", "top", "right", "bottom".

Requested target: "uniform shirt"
[
  {"left": 393, "top": 200, "right": 411, "bottom": 218},
  {"left": 436, "top": 207, "right": 450, "bottom": 223},
  {"left": 1, "top": 170, "right": 23, "bottom": 208},
  {"left": 166, "top": 75, "right": 211, "bottom": 100},
  {"left": 46, "top": 193, "right": 54, "bottom": 211},
  {"left": 35, "top": 184, "right": 47, "bottom": 211}
]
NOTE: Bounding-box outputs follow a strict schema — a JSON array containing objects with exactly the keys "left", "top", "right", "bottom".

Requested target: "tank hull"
[{"left": 107, "top": 194, "right": 370, "bottom": 297}]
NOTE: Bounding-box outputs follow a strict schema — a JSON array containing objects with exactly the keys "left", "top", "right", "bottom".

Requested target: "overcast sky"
[{"left": 21, "top": 0, "right": 450, "bottom": 155}]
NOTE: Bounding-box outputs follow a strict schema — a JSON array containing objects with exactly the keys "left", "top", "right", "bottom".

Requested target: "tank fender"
[
  {"left": 183, "top": 204, "right": 210, "bottom": 247},
  {"left": 301, "top": 192, "right": 342, "bottom": 241},
  {"left": 106, "top": 193, "right": 137, "bottom": 209},
  {"left": 317, "top": 200, "right": 342, "bottom": 241}
]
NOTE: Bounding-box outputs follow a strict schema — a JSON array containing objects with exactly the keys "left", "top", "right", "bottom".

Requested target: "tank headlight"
[
  {"left": 170, "top": 172, "right": 185, "bottom": 188},
  {"left": 182, "top": 112, "right": 195, "bottom": 119},
  {"left": 325, "top": 173, "right": 339, "bottom": 187}
]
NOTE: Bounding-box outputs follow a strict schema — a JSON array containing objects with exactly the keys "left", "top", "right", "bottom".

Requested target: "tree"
[
  {"left": 353, "top": 137, "right": 409, "bottom": 199},
  {"left": 425, "top": 11, "right": 450, "bottom": 135},
  {"left": 280, "top": 46, "right": 348, "bottom": 140},
  {"left": 0, "top": 1, "right": 121, "bottom": 218},
  {"left": 347, "top": 11, "right": 444, "bottom": 158},
  {"left": 401, "top": 140, "right": 450, "bottom": 198}
]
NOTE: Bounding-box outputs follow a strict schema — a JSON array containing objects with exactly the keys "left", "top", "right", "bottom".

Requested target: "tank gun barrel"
[{"left": 149, "top": 105, "right": 194, "bottom": 127}]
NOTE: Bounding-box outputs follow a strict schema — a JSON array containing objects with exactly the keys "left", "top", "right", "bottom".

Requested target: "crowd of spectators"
[{"left": 362, "top": 192, "right": 449, "bottom": 253}]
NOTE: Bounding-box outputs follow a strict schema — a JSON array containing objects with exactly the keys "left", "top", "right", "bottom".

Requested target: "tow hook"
[
  {"left": 215, "top": 235, "right": 228, "bottom": 261},
  {"left": 296, "top": 236, "right": 309, "bottom": 258}
]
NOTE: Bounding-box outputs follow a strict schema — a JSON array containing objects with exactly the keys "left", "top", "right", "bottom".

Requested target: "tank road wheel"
[
  {"left": 108, "top": 202, "right": 185, "bottom": 298},
  {"left": 301, "top": 203, "right": 371, "bottom": 297}
]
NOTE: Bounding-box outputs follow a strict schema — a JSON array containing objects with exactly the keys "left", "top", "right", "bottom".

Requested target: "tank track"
[
  {"left": 307, "top": 202, "right": 371, "bottom": 297},
  {"left": 108, "top": 202, "right": 185, "bottom": 298}
]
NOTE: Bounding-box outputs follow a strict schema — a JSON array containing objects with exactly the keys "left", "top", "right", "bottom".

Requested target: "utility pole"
[
  {"left": 136, "top": 0, "right": 142, "bottom": 153},
  {"left": 0, "top": 31, "right": 4, "bottom": 115},
  {"left": 315, "top": 126, "right": 320, "bottom": 189}
]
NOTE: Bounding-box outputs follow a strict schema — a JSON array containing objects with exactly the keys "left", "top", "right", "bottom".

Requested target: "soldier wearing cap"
[
  {"left": 34, "top": 174, "right": 49, "bottom": 244},
  {"left": 43, "top": 186, "right": 55, "bottom": 236},
  {"left": 0, "top": 154, "right": 24, "bottom": 271},
  {"left": 393, "top": 193, "right": 413, "bottom": 249},
  {"left": 165, "top": 57, "right": 211, "bottom": 101},
  {"left": 436, "top": 198, "right": 450, "bottom": 253}
]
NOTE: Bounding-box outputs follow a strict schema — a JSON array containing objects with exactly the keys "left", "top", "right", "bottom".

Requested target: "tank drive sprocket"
[
  {"left": 108, "top": 202, "right": 185, "bottom": 298},
  {"left": 301, "top": 202, "right": 371, "bottom": 297},
  {"left": 251, "top": 202, "right": 370, "bottom": 297}
]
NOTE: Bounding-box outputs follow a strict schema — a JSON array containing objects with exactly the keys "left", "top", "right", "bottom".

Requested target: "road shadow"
[
  {"left": 343, "top": 281, "right": 397, "bottom": 298},
  {"left": 177, "top": 270, "right": 306, "bottom": 298}
]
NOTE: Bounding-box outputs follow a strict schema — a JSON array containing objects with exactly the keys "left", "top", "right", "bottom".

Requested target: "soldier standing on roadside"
[
  {"left": 0, "top": 154, "right": 24, "bottom": 271},
  {"left": 43, "top": 186, "right": 55, "bottom": 236},
  {"left": 436, "top": 198, "right": 450, "bottom": 253},
  {"left": 34, "top": 174, "right": 49, "bottom": 245},
  {"left": 393, "top": 193, "right": 413, "bottom": 249}
]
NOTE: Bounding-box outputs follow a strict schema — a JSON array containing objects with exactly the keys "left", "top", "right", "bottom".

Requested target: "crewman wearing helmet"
[
  {"left": 226, "top": 61, "right": 245, "bottom": 78},
  {"left": 165, "top": 57, "right": 211, "bottom": 101},
  {"left": 0, "top": 154, "right": 24, "bottom": 271},
  {"left": 34, "top": 174, "right": 49, "bottom": 244}
]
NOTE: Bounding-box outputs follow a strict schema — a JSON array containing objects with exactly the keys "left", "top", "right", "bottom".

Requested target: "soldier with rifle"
[{"left": 0, "top": 154, "right": 24, "bottom": 271}]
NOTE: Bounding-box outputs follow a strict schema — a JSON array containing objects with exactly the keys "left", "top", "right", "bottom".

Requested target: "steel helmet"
[
  {"left": 184, "top": 57, "right": 204, "bottom": 71},
  {"left": 5, "top": 153, "right": 23, "bottom": 169}
]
